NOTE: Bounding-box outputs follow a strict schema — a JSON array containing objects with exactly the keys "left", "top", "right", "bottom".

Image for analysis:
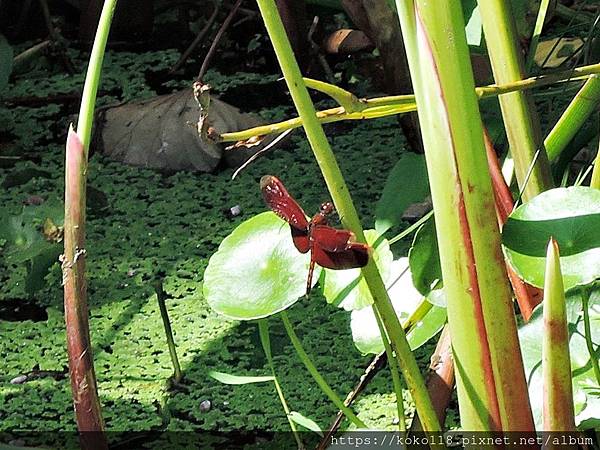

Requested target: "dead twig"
[
  {"left": 198, "top": 0, "right": 243, "bottom": 81},
  {"left": 169, "top": 0, "right": 220, "bottom": 75}
]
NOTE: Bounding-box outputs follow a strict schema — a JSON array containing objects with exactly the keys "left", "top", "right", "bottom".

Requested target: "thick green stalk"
[
  {"left": 258, "top": 320, "right": 303, "bottom": 448},
  {"left": 542, "top": 239, "right": 576, "bottom": 432},
  {"left": 255, "top": 0, "right": 440, "bottom": 432},
  {"left": 478, "top": 0, "right": 553, "bottom": 200},
  {"left": 395, "top": 0, "right": 535, "bottom": 432},
  {"left": 545, "top": 76, "right": 600, "bottom": 162},
  {"left": 63, "top": 1, "right": 116, "bottom": 449},
  {"left": 280, "top": 312, "right": 367, "bottom": 429}
]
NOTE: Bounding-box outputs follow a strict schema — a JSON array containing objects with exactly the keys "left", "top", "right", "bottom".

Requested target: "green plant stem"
[
  {"left": 545, "top": 76, "right": 600, "bottom": 162},
  {"left": 280, "top": 312, "right": 367, "bottom": 429},
  {"left": 220, "top": 62, "right": 600, "bottom": 143},
  {"left": 373, "top": 309, "right": 405, "bottom": 432},
  {"left": 581, "top": 288, "right": 600, "bottom": 386},
  {"left": 256, "top": 0, "right": 440, "bottom": 432},
  {"left": 153, "top": 281, "right": 182, "bottom": 383},
  {"left": 525, "top": 0, "right": 552, "bottom": 74},
  {"left": 478, "top": 0, "right": 554, "bottom": 200},
  {"left": 63, "top": 1, "right": 116, "bottom": 448},
  {"left": 76, "top": 1, "right": 115, "bottom": 152},
  {"left": 304, "top": 77, "right": 364, "bottom": 112},
  {"left": 395, "top": 0, "right": 535, "bottom": 431},
  {"left": 591, "top": 139, "right": 600, "bottom": 189},
  {"left": 258, "top": 320, "right": 304, "bottom": 449},
  {"left": 388, "top": 210, "right": 433, "bottom": 246}
]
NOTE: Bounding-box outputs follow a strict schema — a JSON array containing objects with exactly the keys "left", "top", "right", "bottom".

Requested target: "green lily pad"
[
  {"left": 518, "top": 286, "right": 600, "bottom": 429},
  {"left": 322, "top": 230, "right": 392, "bottom": 311},
  {"left": 350, "top": 258, "right": 446, "bottom": 355},
  {"left": 503, "top": 187, "right": 600, "bottom": 290},
  {"left": 375, "top": 153, "right": 430, "bottom": 234},
  {"left": 408, "top": 216, "right": 442, "bottom": 296},
  {"left": 203, "top": 212, "right": 315, "bottom": 320}
]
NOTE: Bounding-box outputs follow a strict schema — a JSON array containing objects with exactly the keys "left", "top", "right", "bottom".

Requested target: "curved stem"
[
  {"left": 256, "top": 0, "right": 440, "bottom": 432},
  {"left": 258, "top": 320, "right": 304, "bottom": 448},
  {"left": 373, "top": 309, "right": 405, "bottom": 432},
  {"left": 280, "top": 312, "right": 367, "bottom": 429},
  {"left": 219, "top": 62, "right": 600, "bottom": 143}
]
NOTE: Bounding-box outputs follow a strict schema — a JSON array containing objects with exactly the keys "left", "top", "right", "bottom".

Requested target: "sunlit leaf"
[
  {"left": 208, "top": 371, "right": 274, "bottom": 385},
  {"left": 375, "top": 153, "right": 429, "bottom": 234},
  {"left": 203, "top": 212, "right": 315, "bottom": 320},
  {"left": 322, "top": 230, "right": 392, "bottom": 311},
  {"left": 503, "top": 187, "right": 600, "bottom": 290},
  {"left": 288, "top": 411, "right": 323, "bottom": 436},
  {"left": 350, "top": 258, "right": 446, "bottom": 355}
]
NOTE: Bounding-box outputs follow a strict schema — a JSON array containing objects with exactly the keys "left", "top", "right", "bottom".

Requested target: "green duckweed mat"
[{"left": 0, "top": 47, "right": 434, "bottom": 448}]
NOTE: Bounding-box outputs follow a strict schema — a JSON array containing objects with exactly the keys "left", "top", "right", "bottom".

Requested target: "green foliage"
[
  {"left": 350, "top": 258, "right": 446, "bottom": 355},
  {"left": 0, "top": 198, "right": 63, "bottom": 294},
  {"left": 374, "top": 153, "right": 429, "bottom": 234},
  {"left": 203, "top": 212, "right": 313, "bottom": 320},
  {"left": 322, "top": 230, "right": 392, "bottom": 311},
  {"left": 503, "top": 187, "right": 600, "bottom": 290},
  {"left": 408, "top": 217, "right": 441, "bottom": 297},
  {"left": 519, "top": 286, "right": 600, "bottom": 429},
  {"left": 208, "top": 371, "right": 274, "bottom": 384},
  {"left": 287, "top": 411, "right": 323, "bottom": 435},
  {"left": 0, "top": 48, "right": 410, "bottom": 437}
]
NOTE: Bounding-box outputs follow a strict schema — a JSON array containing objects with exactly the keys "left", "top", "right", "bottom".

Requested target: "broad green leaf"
[
  {"left": 322, "top": 230, "right": 392, "bottom": 311},
  {"left": 519, "top": 286, "right": 600, "bottom": 429},
  {"left": 288, "top": 411, "right": 323, "bottom": 436},
  {"left": 208, "top": 371, "right": 274, "bottom": 385},
  {"left": 0, "top": 34, "right": 13, "bottom": 94},
  {"left": 464, "top": 4, "right": 482, "bottom": 47},
  {"left": 350, "top": 258, "right": 446, "bottom": 355},
  {"left": 203, "top": 212, "right": 315, "bottom": 320},
  {"left": 375, "top": 153, "right": 429, "bottom": 234},
  {"left": 408, "top": 216, "right": 441, "bottom": 296},
  {"left": 503, "top": 187, "right": 600, "bottom": 290},
  {"left": 0, "top": 199, "right": 63, "bottom": 293},
  {"left": 406, "top": 304, "right": 446, "bottom": 350}
]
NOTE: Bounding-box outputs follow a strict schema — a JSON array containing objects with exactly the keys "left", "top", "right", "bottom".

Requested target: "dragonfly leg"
[{"left": 306, "top": 258, "right": 316, "bottom": 296}]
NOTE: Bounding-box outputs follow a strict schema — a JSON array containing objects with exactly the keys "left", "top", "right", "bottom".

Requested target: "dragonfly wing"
[
  {"left": 260, "top": 175, "right": 309, "bottom": 230},
  {"left": 291, "top": 226, "right": 310, "bottom": 254},
  {"left": 311, "top": 226, "right": 370, "bottom": 269}
]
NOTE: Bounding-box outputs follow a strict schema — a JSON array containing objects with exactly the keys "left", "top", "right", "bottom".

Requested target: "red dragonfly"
[{"left": 260, "top": 175, "right": 370, "bottom": 294}]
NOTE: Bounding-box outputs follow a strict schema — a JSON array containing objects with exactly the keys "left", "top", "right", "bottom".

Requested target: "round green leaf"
[
  {"left": 322, "top": 230, "right": 392, "bottom": 311},
  {"left": 203, "top": 212, "right": 316, "bottom": 320},
  {"left": 408, "top": 216, "right": 442, "bottom": 296},
  {"left": 518, "top": 286, "right": 600, "bottom": 429},
  {"left": 350, "top": 258, "right": 446, "bottom": 355},
  {"left": 503, "top": 187, "right": 600, "bottom": 290}
]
